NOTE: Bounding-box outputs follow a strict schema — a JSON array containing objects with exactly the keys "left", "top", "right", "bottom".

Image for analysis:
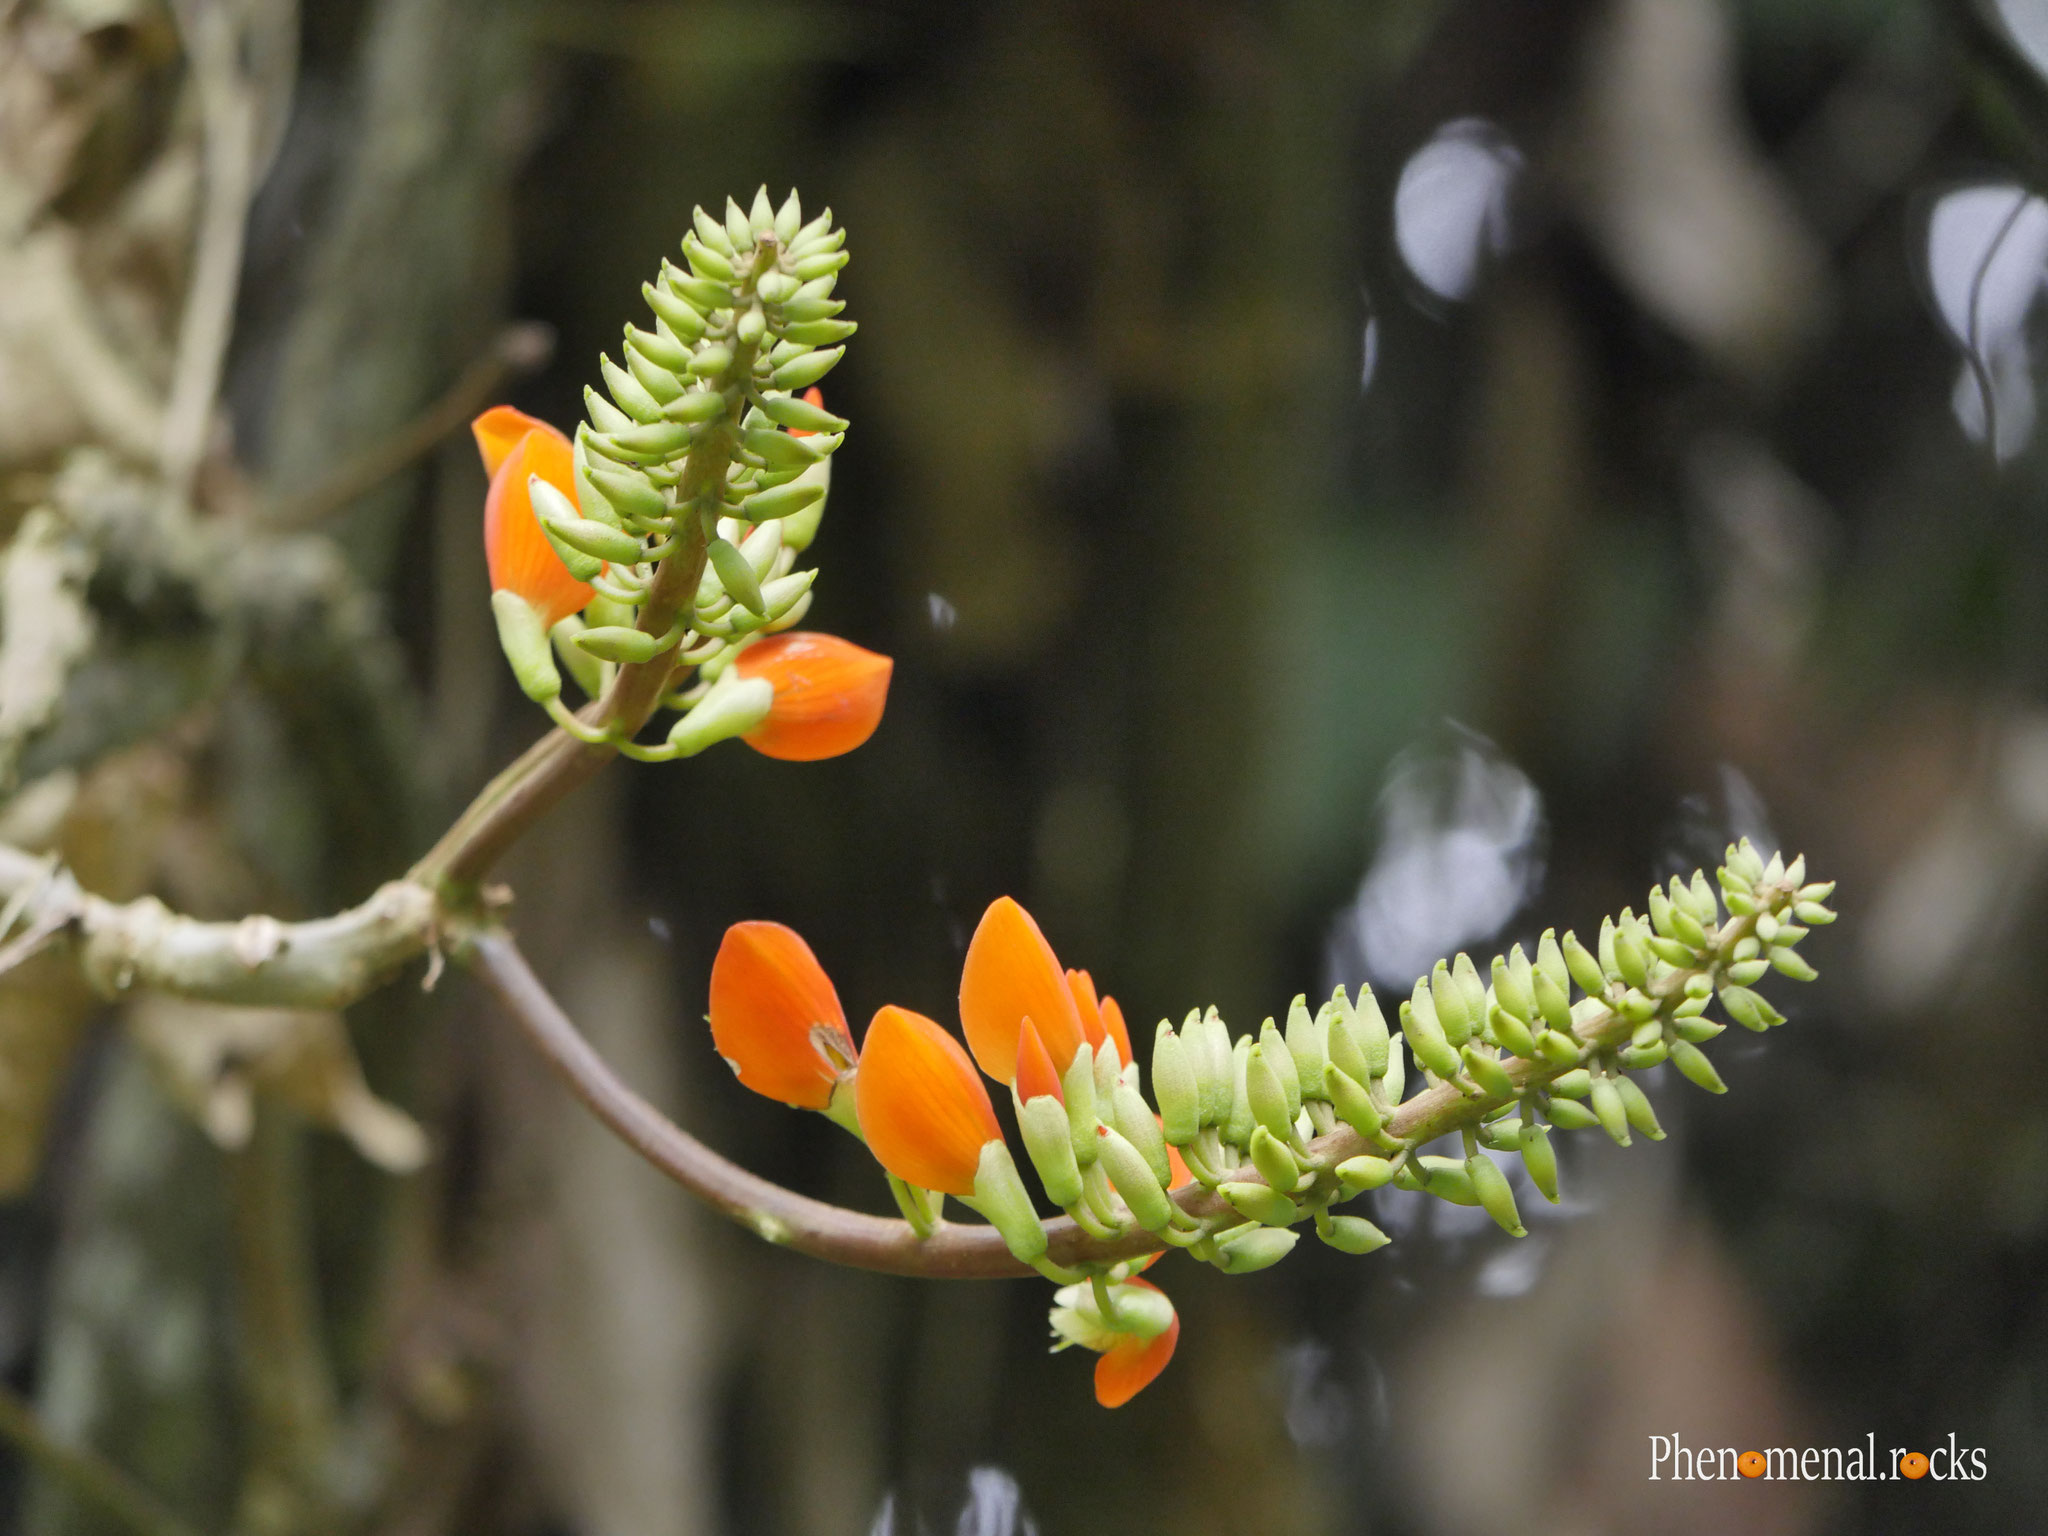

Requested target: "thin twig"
[
  {"left": 0, "top": 1383, "right": 204, "bottom": 1536},
  {"left": 464, "top": 929, "right": 1638, "bottom": 1279},
  {"left": 264, "top": 323, "right": 557, "bottom": 530}
]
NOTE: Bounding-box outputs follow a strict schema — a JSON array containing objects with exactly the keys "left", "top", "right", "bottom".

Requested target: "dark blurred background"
[{"left": 4, "top": 0, "right": 2048, "bottom": 1532}]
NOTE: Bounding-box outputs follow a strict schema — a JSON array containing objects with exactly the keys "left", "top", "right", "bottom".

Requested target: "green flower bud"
[
  {"left": 1548, "top": 1068, "right": 1592, "bottom": 1097},
  {"left": 1062, "top": 1045, "right": 1099, "bottom": 1167},
  {"left": 1336, "top": 1155, "right": 1398, "bottom": 1193},
  {"left": 1152, "top": 1025, "right": 1200, "bottom": 1146},
  {"left": 659, "top": 389, "right": 729, "bottom": 426},
  {"left": 1646, "top": 935, "right": 1696, "bottom": 967},
  {"left": 771, "top": 346, "right": 844, "bottom": 391},
  {"left": 600, "top": 420, "right": 695, "bottom": 459},
  {"left": 1215, "top": 1226, "right": 1298, "bottom": 1274},
  {"left": 970, "top": 1142, "right": 1047, "bottom": 1265},
  {"left": 1402, "top": 989, "right": 1463, "bottom": 1081},
  {"left": 1561, "top": 930, "right": 1606, "bottom": 996},
  {"left": 1248, "top": 1125, "right": 1300, "bottom": 1194},
  {"left": 1612, "top": 924, "right": 1650, "bottom": 990},
  {"left": 1254, "top": 1020, "right": 1297, "bottom": 1121},
  {"left": 1246, "top": 1044, "right": 1296, "bottom": 1144},
  {"left": 1519, "top": 1122, "right": 1558, "bottom": 1202},
  {"left": 574, "top": 625, "right": 663, "bottom": 664},
  {"left": 741, "top": 428, "right": 828, "bottom": 472},
  {"left": 584, "top": 385, "right": 636, "bottom": 435},
  {"left": 626, "top": 347, "right": 687, "bottom": 405},
  {"left": 1589, "top": 1077, "right": 1631, "bottom": 1146},
  {"left": 1097, "top": 1125, "right": 1174, "bottom": 1233},
  {"left": 1488, "top": 1003, "right": 1537, "bottom": 1061},
  {"left": 1431, "top": 961, "right": 1473, "bottom": 1047},
  {"left": 535, "top": 500, "right": 645, "bottom": 571},
  {"left": 1284, "top": 995, "right": 1327, "bottom": 1102},
  {"left": 1794, "top": 900, "right": 1836, "bottom": 925},
  {"left": 1113, "top": 1082, "right": 1173, "bottom": 1189},
  {"left": 668, "top": 271, "right": 730, "bottom": 312},
  {"left": 1318, "top": 1215, "right": 1391, "bottom": 1255},
  {"left": 1418, "top": 1156, "right": 1479, "bottom": 1205},
  {"left": 1612, "top": 1075, "right": 1664, "bottom": 1139},
  {"left": 1669, "top": 1040, "right": 1726, "bottom": 1094},
  {"left": 1017, "top": 1092, "right": 1083, "bottom": 1207},
  {"left": 781, "top": 317, "right": 859, "bottom": 346},
  {"left": 1479, "top": 1117, "right": 1523, "bottom": 1151},
  {"left": 1223, "top": 1034, "right": 1255, "bottom": 1150},
  {"left": 1198, "top": 1009, "right": 1232, "bottom": 1127},
  {"left": 1221, "top": 1180, "right": 1299, "bottom": 1227},
  {"left": 1467, "top": 1152, "right": 1525, "bottom": 1236},
  {"left": 643, "top": 281, "right": 707, "bottom": 342},
  {"left": 1536, "top": 1029, "right": 1583, "bottom": 1066},
  {"left": 1381, "top": 1034, "right": 1406, "bottom": 1102},
  {"left": 682, "top": 233, "right": 735, "bottom": 282},
  {"left": 793, "top": 248, "right": 850, "bottom": 281},
  {"left": 1493, "top": 950, "right": 1535, "bottom": 1022},
  {"left": 1535, "top": 929, "right": 1571, "bottom": 995},
  {"left": 1770, "top": 948, "right": 1819, "bottom": 982},
  {"left": 781, "top": 295, "right": 845, "bottom": 323},
  {"left": 1092, "top": 1038, "right": 1121, "bottom": 1105},
  {"left": 1322, "top": 1063, "right": 1382, "bottom": 1139},
  {"left": 708, "top": 537, "right": 766, "bottom": 616},
  {"left": 1673, "top": 1017, "right": 1725, "bottom": 1044},
  {"left": 548, "top": 618, "right": 607, "bottom": 700},
  {"left": 1618, "top": 1040, "right": 1667, "bottom": 1070},
  {"left": 491, "top": 590, "right": 561, "bottom": 704},
  {"left": 584, "top": 465, "right": 668, "bottom": 526},
  {"left": 600, "top": 354, "right": 665, "bottom": 424},
  {"left": 1690, "top": 870, "right": 1720, "bottom": 923},
  {"left": 736, "top": 480, "right": 823, "bottom": 525},
  {"left": 664, "top": 675, "right": 772, "bottom": 757},
  {"left": 1617, "top": 988, "right": 1660, "bottom": 1023},
  {"left": 1719, "top": 985, "right": 1778, "bottom": 1031},
  {"left": 1326, "top": 992, "right": 1373, "bottom": 1086},
  {"left": 1453, "top": 952, "right": 1489, "bottom": 1023},
  {"left": 1462, "top": 1044, "right": 1515, "bottom": 1100},
  {"left": 757, "top": 392, "right": 849, "bottom": 434},
  {"left": 1544, "top": 1097, "right": 1598, "bottom": 1131}
]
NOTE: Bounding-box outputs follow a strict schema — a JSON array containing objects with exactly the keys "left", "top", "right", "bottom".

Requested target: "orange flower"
[
  {"left": 1066, "top": 968, "right": 1132, "bottom": 1065},
  {"left": 855, "top": 1005, "right": 1002, "bottom": 1197},
  {"left": 473, "top": 406, "right": 594, "bottom": 630},
  {"left": 708, "top": 921, "right": 856, "bottom": 1110},
  {"left": 961, "top": 898, "right": 1088, "bottom": 1084},
  {"left": 1094, "top": 1283, "right": 1180, "bottom": 1408},
  {"left": 732, "top": 633, "right": 893, "bottom": 762},
  {"left": 1014, "top": 1017, "right": 1064, "bottom": 1103}
]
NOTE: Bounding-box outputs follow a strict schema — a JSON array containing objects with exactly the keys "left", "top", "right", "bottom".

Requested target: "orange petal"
[
  {"left": 1093, "top": 1280, "right": 1179, "bottom": 1408},
  {"left": 787, "top": 386, "right": 827, "bottom": 439},
  {"left": 960, "top": 898, "right": 1087, "bottom": 1086},
  {"left": 708, "top": 922, "right": 853, "bottom": 1110},
  {"left": 484, "top": 425, "right": 594, "bottom": 629},
  {"left": 1015, "top": 1017, "right": 1064, "bottom": 1104},
  {"left": 1099, "top": 993, "right": 1132, "bottom": 1066},
  {"left": 1067, "top": 969, "right": 1106, "bottom": 1052},
  {"left": 855, "top": 1006, "right": 1001, "bottom": 1197},
  {"left": 472, "top": 405, "right": 560, "bottom": 479},
  {"left": 734, "top": 633, "right": 894, "bottom": 762}
]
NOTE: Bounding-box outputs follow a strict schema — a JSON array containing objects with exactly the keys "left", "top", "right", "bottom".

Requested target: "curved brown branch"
[{"left": 463, "top": 929, "right": 1621, "bottom": 1279}]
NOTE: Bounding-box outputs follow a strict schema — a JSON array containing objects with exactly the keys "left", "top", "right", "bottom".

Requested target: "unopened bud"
[
  {"left": 1248, "top": 1126, "right": 1300, "bottom": 1194},
  {"left": 1323, "top": 1063, "right": 1383, "bottom": 1139},
  {"left": 1612, "top": 1075, "right": 1664, "bottom": 1140},
  {"left": 574, "top": 625, "right": 664, "bottom": 664},
  {"left": 1112, "top": 1082, "right": 1173, "bottom": 1189},
  {"left": 665, "top": 675, "right": 772, "bottom": 756},
  {"left": 491, "top": 591, "right": 562, "bottom": 704},
  {"left": 1246, "top": 1043, "right": 1295, "bottom": 1143},
  {"left": 1318, "top": 1215, "right": 1390, "bottom": 1255},
  {"left": 1467, "top": 1152, "right": 1525, "bottom": 1236},
  {"left": 1519, "top": 1122, "right": 1559, "bottom": 1202},
  {"left": 1097, "top": 1125, "right": 1174, "bottom": 1233},
  {"left": 1336, "top": 1155, "right": 1398, "bottom": 1193},
  {"left": 1431, "top": 961, "right": 1473, "bottom": 1047},
  {"left": 1221, "top": 1181, "right": 1298, "bottom": 1227},
  {"left": 1215, "top": 1226, "right": 1298, "bottom": 1274},
  {"left": 1562, "top": 930, "right": 1606, "bottom": 996},
  {"left": 1017, "top": 1092, "right": 1084, "bottom": 1207},
  {"left": 971, "top": 1142, "right": 1047, "bottom": 1265},
  {"left": 1670, "top": 1040, "right": 1726, "bottom": 1094},
  {"left": 1589, "top": 1077, "right": 1631, "bottom": 1146},
  {"left": 1285, "top": 995, "right": 1328, "bottom": 1101}
]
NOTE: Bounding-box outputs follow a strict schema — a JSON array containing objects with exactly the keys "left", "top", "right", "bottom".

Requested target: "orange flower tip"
[
  {"left": 1014, "top": 1017, "right": 1064, "bottom": 1104},
  {"left": 960, "top": 897, "right": 1087, "bottom": 1087},
  {"left": 1090, "top": 1286, "right": 1180, "bottom": 1409},
  {"left": 733, "top": 632, "right": 894, "bottom": 762},
  {"left": 472, "top": 405, "right": 566, "bottom": 479},
  {"left": 1100, "top": 994, "right": 1132, "bottom": 1066},
  {"left": 708, "top": 921, "right": 853, "bottom": 1111},
  {"left": 855, "top": 1006, "right": 1001, "bottom": 1198}
]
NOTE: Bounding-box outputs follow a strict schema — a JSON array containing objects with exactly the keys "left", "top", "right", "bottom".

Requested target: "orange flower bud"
[
  {"left": 1093, "top": 1279, "right": 1180, "bottom": 1408},
  {"left": 732, "top": 632, "right": 893, "bottom": 762},
  {"left": 856, "top": 1006, "right": 1002, "bottom": 1197},
  {"left": 708, "top": 921, "right": 855, "bottom": 1111},
  {"left": 1014, "top": 1018, "right": 1064, "bottom": 1104},
  {"left": 1099, "top": 993, "right": 1132, "bottom": 1066},
  {"left": 473, "top": 408, "right": 594, "bottom": 630},
  {"left": 1065, "top": 969, "right": 1133, "bottom": 1065},
  {"left": 960, "top": 898, "right": 1088, "bottom": 1086}
]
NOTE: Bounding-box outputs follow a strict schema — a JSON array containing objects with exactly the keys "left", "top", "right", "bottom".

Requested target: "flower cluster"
[
  {"left": 705, "top": 841, "right": 1831, "bottom": 1407},
  {"left": 474, "top": 189, "right": 889, "bottom": 763}
]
